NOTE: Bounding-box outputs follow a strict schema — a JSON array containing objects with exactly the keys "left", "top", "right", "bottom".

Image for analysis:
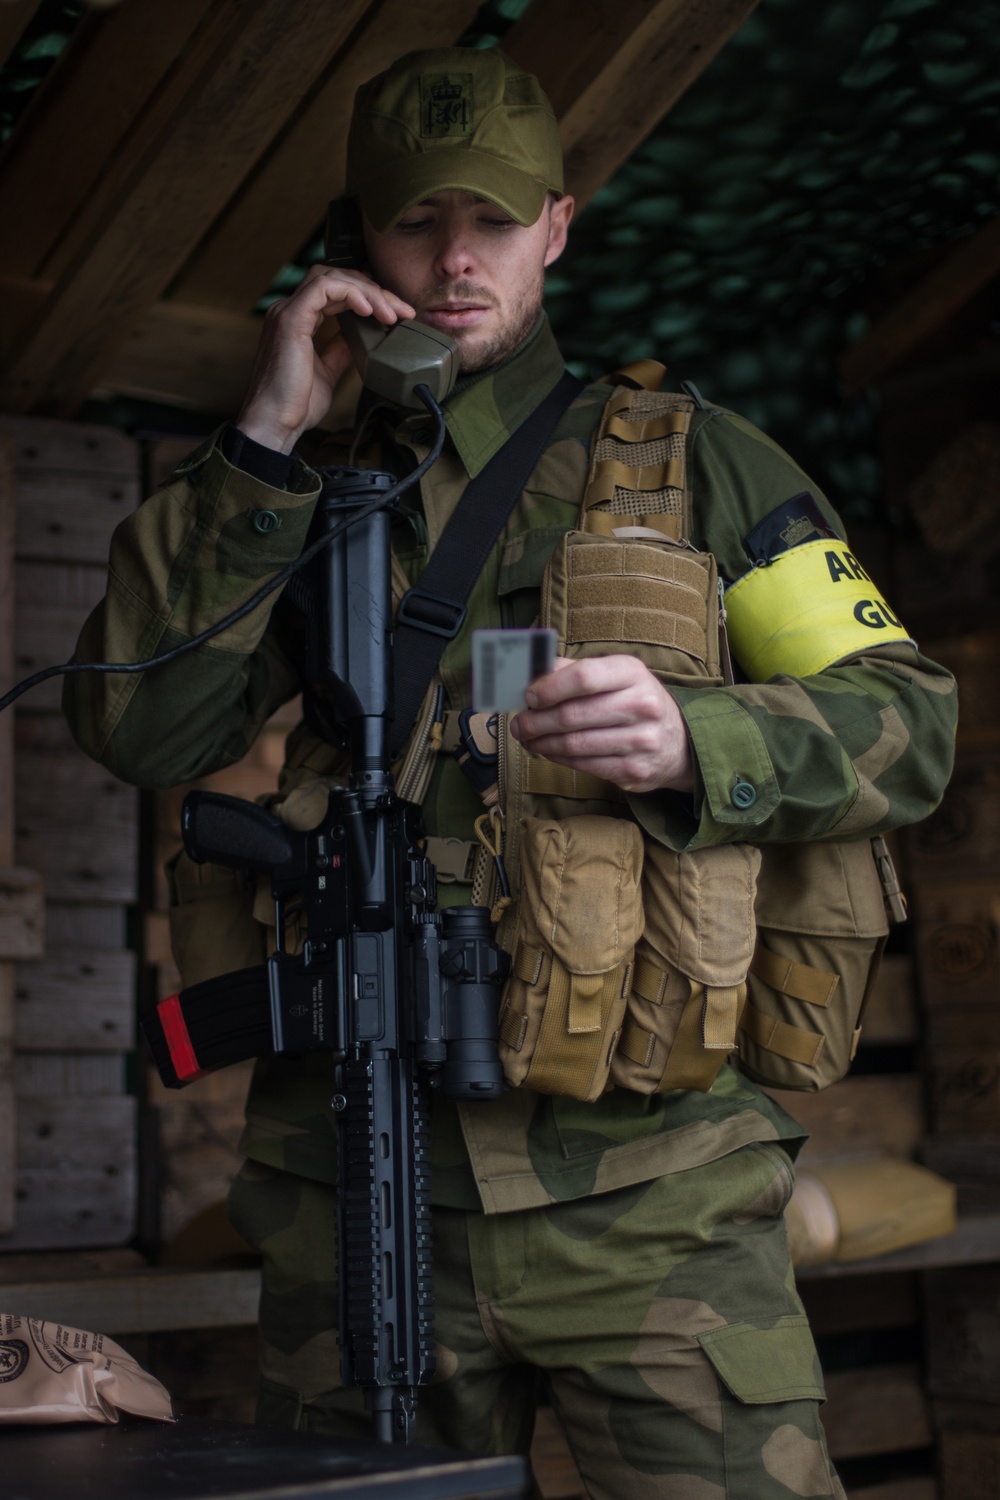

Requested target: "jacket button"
[
  {"left": 253, "top": 510, "right": 281, "bottom": 534},
  {"left": 731, "top": 779, "right": 757, "bottom": 809}
]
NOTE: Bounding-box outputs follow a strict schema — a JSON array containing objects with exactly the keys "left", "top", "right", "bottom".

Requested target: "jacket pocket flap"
[{"left": 697, "top": 1317, "right": 825, "bottom": 1405}]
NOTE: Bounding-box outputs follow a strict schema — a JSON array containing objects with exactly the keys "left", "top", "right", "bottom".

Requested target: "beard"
[{"left": 414, "top": 273, "right": 544, "bottom": 374}]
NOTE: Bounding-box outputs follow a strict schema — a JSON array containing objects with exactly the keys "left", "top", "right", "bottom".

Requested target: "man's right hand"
[{"left": 236, "top": 265, "right": 416, "bottom": 454}]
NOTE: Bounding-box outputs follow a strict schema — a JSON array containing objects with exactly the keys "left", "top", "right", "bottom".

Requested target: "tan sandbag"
[
  {"left": 0, "top": 1315, "right": 174, "bottom": 1425},
  {"left": 785, "top": 1156, "right": 956, "bottom": 1268}
]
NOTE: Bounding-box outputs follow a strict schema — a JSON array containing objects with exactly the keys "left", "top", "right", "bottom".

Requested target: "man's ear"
[{"left": 544, "top": 194, "right": 574, "bottom": 268}]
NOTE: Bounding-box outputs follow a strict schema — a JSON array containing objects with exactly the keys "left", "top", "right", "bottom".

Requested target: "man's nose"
[{"left": 434, "top": 230, "right": 477, "bottom": 280}]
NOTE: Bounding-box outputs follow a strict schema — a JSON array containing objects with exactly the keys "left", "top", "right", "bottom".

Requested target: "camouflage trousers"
[{"left": 228, "top": 1140, "right": 845, "bottom": 1500}]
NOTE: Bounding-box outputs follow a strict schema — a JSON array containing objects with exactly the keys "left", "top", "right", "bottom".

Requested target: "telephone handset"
[
  {"left": 338, "top": 310, "right": 458, "bottom": 411},
  {"left": 325, "top": 196, "right": 458, "bottom": 411}
]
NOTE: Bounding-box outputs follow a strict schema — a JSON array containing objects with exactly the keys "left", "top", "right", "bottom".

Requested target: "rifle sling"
[{"left": 391, "top": 369, "right": 584, "bottom": 758}]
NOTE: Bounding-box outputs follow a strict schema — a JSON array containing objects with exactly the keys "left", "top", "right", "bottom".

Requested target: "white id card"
[{"left": 471, "top": 628, "right": 557, "bottom": 713}]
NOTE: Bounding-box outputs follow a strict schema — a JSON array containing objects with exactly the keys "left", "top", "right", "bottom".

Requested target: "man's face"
[{"left": 363, "top": 189, "right": 573, "bottom": 373}]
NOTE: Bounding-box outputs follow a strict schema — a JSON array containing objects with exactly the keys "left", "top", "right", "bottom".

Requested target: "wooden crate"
[
  {"left": 923, "top": 1007, "right": 1000, "bottom": 1136},
  {"left": 924, "top": 1265, "right": 1000, "bottom": 1405},
  {"left": 864, "top": 953, "right": 919, "bottom": 1046},
  {"left": 910, "top": 879, "right": 1000, "bottom": 1011},
  {"left": 0, "top": 414, "right": 141, "bottom": 1252},
  {"left": 921, "top": 629, "right": 1000, "bottom": 748},
  {"left": 937, "top": 1430, "right": 1000, "bottom": 1500},
  {"left": 766, "top": 1075, "right": 925, "bottom": 1165},
  {"left": 904, "top": 750, "right": 1000, "bottom": 884}
]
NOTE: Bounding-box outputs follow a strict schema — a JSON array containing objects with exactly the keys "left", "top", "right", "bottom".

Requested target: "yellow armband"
[{"left": 724, "top": 539, "right": 914, "bottom": 683}]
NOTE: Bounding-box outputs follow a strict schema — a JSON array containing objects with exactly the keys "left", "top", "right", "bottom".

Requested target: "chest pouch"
[{"left": 491, "top": 383, "right": 763, "bottom": 1098}]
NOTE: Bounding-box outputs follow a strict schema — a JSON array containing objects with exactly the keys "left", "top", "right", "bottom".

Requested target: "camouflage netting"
[
  {"left": 542, "top": 0, "right": 1000, "bottom": 521},
  {"left": 3, "top": 0, "right": 999, "bottom": 520}
]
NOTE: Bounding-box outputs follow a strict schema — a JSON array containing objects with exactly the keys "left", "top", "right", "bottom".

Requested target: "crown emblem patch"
[
  {"left": 0, "top": 1339, "right": 28, "bottom": 1382},
  {"left": 421, "top": 73, "right": 474, "bottom": 137}
]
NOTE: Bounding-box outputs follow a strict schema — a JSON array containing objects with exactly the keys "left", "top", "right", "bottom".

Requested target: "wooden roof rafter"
[
  {"left": 0, "top": 0, "right": 761, "bottom": 419},
  {"left": 839, "top": 214, "right": 1000, "bottom": 396},
  {"left": 0, "top": 1, "right": 46, "bottom": 72}
]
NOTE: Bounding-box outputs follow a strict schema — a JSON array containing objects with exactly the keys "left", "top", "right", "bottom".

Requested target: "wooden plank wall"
[
  {"left": 0, "top": 415, "right": 139, "bottom": 1251},
  {"left": 858, "top": 320, "right": 1000, "bottom": 1500}
]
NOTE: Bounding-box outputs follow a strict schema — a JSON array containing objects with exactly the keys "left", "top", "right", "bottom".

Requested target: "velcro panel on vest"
[
  {"left": 523, "top": 757, "right": 626, "bottom": 803},
  {"left": 724, "top": 538, "right": 914, "bottom": 681},
  {"left": 602, "top": 409, "right": 692, "bottom": 443},
  {"left": 584, "top": 387, "right": 693, "bottom": 522},
  {"left": 750, "top": 944, "right": 840, "bottom": 1007},
  {"left": 563, "top": 540, "right": 713, "bottom": 664},
  {"left": 586, "top": 457, "right": 687, "bottom": 509},
  {"left": 740, "top": 1001, "right": 826, "bottom": 1067}
]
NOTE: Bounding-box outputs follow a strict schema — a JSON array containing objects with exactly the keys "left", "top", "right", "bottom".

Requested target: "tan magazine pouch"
[
  {"left": 735, "top": 838, "right": 890, "bottom": 1091},
  {"left": 611, "top": 841, "right": 761, "bottom": 1093},
  {"left": 497, "top": 815, "right": 644, "bottom": 1102}
]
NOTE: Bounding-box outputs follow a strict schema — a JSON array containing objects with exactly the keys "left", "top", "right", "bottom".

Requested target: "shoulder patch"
[{"left": 743, "top": 492, "right": 839, "bottom": 566}]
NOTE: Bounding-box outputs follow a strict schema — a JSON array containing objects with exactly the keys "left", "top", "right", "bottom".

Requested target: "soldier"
[{"left": 65, "top": 47, "right": 956, "bottom": 1500}]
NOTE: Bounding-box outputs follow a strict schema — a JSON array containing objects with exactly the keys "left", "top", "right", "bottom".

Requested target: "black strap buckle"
[{"left": 396, "top": 587, "right": 467, "bottom": 640}]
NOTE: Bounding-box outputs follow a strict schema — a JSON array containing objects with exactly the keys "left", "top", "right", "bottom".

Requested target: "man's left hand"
[{"left": 510, "top": 655, "right": 694, "bottom": 795}]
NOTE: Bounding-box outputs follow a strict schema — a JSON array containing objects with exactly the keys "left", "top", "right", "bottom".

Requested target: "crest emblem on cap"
[{"left": 421, "top": 73, "right": 474, "bottom": 137}]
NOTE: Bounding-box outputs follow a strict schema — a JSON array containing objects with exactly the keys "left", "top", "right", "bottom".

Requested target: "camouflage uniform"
[{"left": 65, "top": 315, "right": 956, "bottom": 1496}]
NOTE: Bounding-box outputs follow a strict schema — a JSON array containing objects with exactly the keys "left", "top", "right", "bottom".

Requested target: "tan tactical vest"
[{"left": 410, "top": 367, "right": 897, "bottom": 1101}]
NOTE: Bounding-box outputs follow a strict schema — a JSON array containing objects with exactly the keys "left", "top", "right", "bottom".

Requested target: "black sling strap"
[{"left": 390, "top": 368, "right": 583, "bottom": 757}]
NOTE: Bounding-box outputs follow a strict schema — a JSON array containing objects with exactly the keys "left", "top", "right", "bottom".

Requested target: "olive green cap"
[{"left": 346, "top": 47, "right": 563, "bottom": 231}]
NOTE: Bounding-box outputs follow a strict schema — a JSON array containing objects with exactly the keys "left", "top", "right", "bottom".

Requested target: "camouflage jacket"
[{"left": 64, "top": 316, "right": 957, "bottom": 1213}]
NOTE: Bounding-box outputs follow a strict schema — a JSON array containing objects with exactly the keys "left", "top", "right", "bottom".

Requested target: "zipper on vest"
[{"left": 718, "top": 577, "right": 736, "bottom": 686}]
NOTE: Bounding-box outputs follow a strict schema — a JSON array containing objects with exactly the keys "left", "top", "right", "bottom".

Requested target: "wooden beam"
[
  {"left": 822, "top": 1363, "right": 931, "bottom": 1460},
  {"left": 0, "top": 0, "right": 375, "bottom": 417},
  {"left": 506, "top": 0, "right": 762, "bottom": 211},
  {"left": 0, "top": 0, "right": 216, "bottom": 281},
  {"left": 0, "top": 273, "right": 47, "bottom": 365},
  {"left": 0, "top": 0, "right": 44, "bottom": 71},
  {"left": 174, "top": 0, "right": 484, "bottom": 312},
  {"left": 840, "top": 215, "right": 1000, "bottom": 396},
  {"left": 0, "top": 1258, "right": 261, "bottom": 1332},
  {"left": 0, "top": 441, "right": 13, "bottom": 1233},
  {"left": 0, "top": 278, "right": 264, "bottom": 415},
  {"left": 93, "top": 298, "right": 265, "bottom": 414},
  {"left": 797, "top": 1213, "right": 1000, "bottom": 1279}
]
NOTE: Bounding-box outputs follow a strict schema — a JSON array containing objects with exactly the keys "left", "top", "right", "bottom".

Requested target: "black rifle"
[{"left": 142, "top": 467, "right": 507, "bottom": 1444}]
